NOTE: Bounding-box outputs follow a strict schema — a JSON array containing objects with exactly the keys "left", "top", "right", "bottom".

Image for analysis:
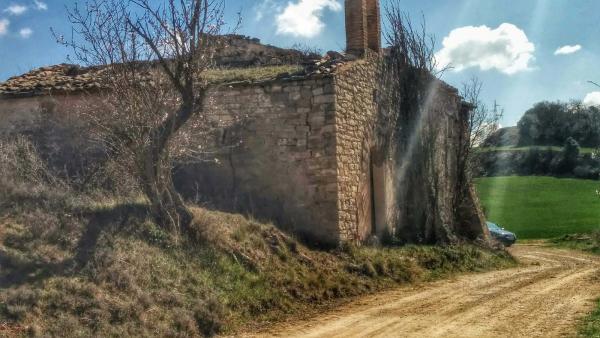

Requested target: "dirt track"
[{"left": 253, "top": 245, "right": 600, "bottom": 338}]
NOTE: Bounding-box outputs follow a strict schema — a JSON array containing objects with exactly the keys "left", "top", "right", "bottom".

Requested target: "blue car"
[{"left": 487, "top": 222, "right": 517, "bottom": 247}]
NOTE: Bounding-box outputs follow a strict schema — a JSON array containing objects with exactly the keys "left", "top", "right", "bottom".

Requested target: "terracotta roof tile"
[{"left": 0, "top": 64, "right": 106, "bottom": 97}]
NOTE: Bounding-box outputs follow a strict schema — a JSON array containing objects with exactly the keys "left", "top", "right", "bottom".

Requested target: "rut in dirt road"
[{"left": 252, "top": 245, "right": 600, "bottom": 338}]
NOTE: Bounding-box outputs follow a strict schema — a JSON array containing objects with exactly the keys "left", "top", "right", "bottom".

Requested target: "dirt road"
[{"left": 254, "top": 245, "right": 600, "bottom": 338}]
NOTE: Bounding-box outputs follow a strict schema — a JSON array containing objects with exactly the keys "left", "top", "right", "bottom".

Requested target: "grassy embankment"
[
  {"left": 476, "top": 176, "right": 600, "bottom": 239},
  {"left": 0, "top": 201, "right": 515, "bottom": 337},
  {"left": 0, "top": 179, "right": 515, "bottom": 336}
]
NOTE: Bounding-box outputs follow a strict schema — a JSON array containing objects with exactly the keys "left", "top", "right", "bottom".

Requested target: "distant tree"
[
  {"left": 57, "top": 0, "right": 237, "bottom": 236},
  {"left": 559, "top": 137, "right": 581, "bottom": 174},
  {"left": 589, "top": 81, "right": 600, "bottom": 159},
  {"left": 517, "top": 101, "right": 600, "bottom": 148},
  {"left": 460, "top": 77, "right": 503, "bottom": 177},
  {"left": 518, "top": 102, "right": 570, "bottom": 146}
]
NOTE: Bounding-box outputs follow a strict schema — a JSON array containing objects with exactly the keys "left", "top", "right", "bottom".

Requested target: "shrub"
[
  {"left": 2, "top": 287, "right": 41, "bottom": 320},
  {"left": 193, "top": 295, "right": 225, "bottom": 337}
]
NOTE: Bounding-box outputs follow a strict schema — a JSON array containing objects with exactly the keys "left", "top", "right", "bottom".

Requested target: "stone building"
[{"left": 0, "top": 0, "right": 487, "bottom": 246}]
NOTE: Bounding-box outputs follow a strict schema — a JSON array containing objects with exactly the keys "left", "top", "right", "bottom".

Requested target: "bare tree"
[
  {"left": 56, "top": 0, "right": 235, "bottom": 236},
  {"left": 376, "top": 3, "right": 441, "bottom": 155},
  {"left": 460, "top": 77, "right": 503, "bottom": 177}
]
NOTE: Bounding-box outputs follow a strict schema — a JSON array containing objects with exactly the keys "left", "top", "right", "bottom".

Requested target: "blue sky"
[{"left": 1, "top": 0, "right": 599, "bottom": 126}]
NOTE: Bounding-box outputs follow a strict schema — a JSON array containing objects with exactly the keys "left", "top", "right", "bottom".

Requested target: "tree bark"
[{"left": 141, "top": 139, "right": 193, "bottom": 235}]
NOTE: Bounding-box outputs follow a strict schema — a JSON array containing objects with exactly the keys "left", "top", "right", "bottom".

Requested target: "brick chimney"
[{"left": 345, "top": 0, "right": 381, "bottom": 57}]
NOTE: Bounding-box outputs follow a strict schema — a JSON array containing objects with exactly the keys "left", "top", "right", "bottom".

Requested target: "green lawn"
[{"left": 475, "top": 176, "right": 600, "bottom": 239}]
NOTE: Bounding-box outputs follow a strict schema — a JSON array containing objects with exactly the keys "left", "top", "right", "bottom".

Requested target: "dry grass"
[
  {"left": 0, "top": 138, "right": 516, "bottom": 337},
  {"left": 0, "top": 199, "right": 516, "bottom": 337},
  {"left": 204, "top": 65, "right": 303, "bottom": 84}
]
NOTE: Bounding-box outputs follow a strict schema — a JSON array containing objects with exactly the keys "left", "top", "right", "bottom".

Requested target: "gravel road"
[{"left": 254, "top": 244, "right": 600, "bottom": 338}]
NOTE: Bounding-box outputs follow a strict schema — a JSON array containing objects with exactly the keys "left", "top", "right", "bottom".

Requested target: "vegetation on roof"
[
  {"left": 0, "top": 64, "right": 306, "bottom": 96},
  {"left": 204, "top": 65, "right": 303, "bottom": 84}
]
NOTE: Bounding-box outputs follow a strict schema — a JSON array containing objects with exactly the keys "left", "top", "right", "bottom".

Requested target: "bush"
[
  {"left": 556, "top": 137, "right": 580, "bottom": 175},
  {"left": 193, "top": 295, "right": 225, "bottom": 337},
  {"left": 574, "top": 165, "right": 600, "bottom": 180}
]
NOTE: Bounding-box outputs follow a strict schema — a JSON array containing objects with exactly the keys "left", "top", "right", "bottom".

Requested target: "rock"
[
  {"left": 326, "top": 50, "right": 344, "bottom": 60},
  {"left": 343, "top": 53, "right": 359, "bottom": 61}
]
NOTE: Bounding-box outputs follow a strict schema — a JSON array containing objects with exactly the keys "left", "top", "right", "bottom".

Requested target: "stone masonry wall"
[
  {"left": 175, "top": 76, "right": 341, "bottom": 245},
  {"left": 0, "top": 59, "right": 485, "bottom": 246},
  {"left": 333, "top": 57, "right": 380, "bottom": 242},
  {"left": 393, "top": 80, "right": 465, "bottom": 243},
  {"left": 331, "top": 57, "right": 484, "bottom": 244},
  {"left": 0, "top": 95, "right": 106, "bottom": 178},
  {"left": 0, "top": 77, "right": 342, "bottom": 245}
]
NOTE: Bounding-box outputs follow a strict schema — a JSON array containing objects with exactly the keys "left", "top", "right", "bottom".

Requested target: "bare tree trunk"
[
  {"left": 140, "top": 101, "right": 200, "bottom": 233},
  {"left": 59, "top": 0, "right": 230, "bottom": 239},
  {"left": 141, "top": 149, "right": 192, "bottom": 234}
]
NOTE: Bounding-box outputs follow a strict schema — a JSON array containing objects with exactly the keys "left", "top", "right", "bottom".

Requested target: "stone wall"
[
  {"left": 331, "top": 58, "right": 486, "bottom": 244},
  {"left": 394, "top": 80, "right": 466, "bottom": 243},
  {"left": 0, "top": 57, "right": 487, "bottom": 246},
  {"left": 0, "top": 95, "right": 105, "bottom": 178},
  {"left": 386, "top": 78, "right": 487, "bottom": 244},
  {"left": 333, "top": 57, "right": 380, "bottom": 242},
  {"left": 175, "top": 76, "right": 342, "bottom": 245}
]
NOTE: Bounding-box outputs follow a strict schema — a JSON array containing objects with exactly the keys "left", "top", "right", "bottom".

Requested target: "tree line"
[{"left": 518, "top": 101, "right": 600, "bottom": 148}]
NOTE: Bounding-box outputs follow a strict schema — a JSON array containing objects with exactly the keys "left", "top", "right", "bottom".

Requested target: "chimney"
[
  {"left": 345, "top": 0, "right": 381, "bottom": 57},
  {"left": 366, "top": 0, "right": 381, "bottom": 53}
]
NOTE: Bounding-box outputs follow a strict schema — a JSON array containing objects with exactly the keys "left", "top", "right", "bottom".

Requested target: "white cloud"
[
  {"left": 435, "top": 23, "right": 535, "bottom": 75},
  {"left": 276, "top": 0, "right": 342, "bottom": 38},
  {"left": 4, "top": 4, "right": 28, "bottom": 16},
  {"left": 583, "top": 92, "right": 600, "bottom": 107},
  {"left": 19, "top": 27, "right": 32, "bottom": 38},
  {"left": 554, "top": 44, "right": 581, "bottom": 55},
  {"left": 33, "top": 0, "right": 47, "bottom": 11},
  {"left": 0, "top": 19, "right": 9, "bottom": 36},
  {"left": 255, "top": 0, "right": 277, "bottom": 22}
]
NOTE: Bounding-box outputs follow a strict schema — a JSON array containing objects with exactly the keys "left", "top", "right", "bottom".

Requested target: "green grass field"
[{"left": 475, "top": 176, "right": 600, "bottom": 239}]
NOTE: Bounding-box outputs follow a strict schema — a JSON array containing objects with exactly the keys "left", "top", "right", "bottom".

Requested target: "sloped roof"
[
  {"left": 0, "top": 49, "right": 353, "bottom": 98},
  {"left": 0, "top": 64, "right": 107, "bottom": 98},
  {"left": 0, "top": 35, "right": 324, "bottom": 98}
]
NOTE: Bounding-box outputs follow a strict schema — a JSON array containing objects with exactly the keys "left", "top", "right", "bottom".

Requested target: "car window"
[{"left": 487, "top": 223, "right": 500, "bottom": 230}]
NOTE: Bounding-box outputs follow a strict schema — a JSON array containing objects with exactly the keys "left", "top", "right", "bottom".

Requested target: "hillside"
[
  {"left": 481, "top": 126, "right": 520, "bottom": 148},
  {"left": 0, "top": 138, "right": 514, "bottom": 337},
  {"left": 0, "top": 200, "right": 514, "bottom": 337}
]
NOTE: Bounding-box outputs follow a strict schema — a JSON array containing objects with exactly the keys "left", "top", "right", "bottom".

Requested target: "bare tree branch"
[
  {"left": 460, "top": 77, "right": 503, "bottom": 178},
  {"left": 56, "top": 0, "right": 239, "bottom": 237}
]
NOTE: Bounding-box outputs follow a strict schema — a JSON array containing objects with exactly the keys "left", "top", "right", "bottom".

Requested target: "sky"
[{"left": 0, "top": 0, "right": 599, "bottom": 126}]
